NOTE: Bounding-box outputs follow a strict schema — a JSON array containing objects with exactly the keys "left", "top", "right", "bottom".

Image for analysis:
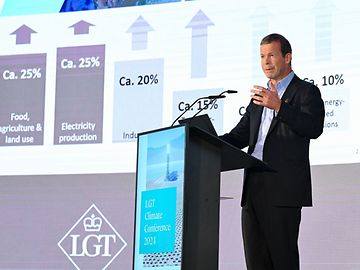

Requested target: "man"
[{"left": 221, "top": 33, "right": 325, "bottom": 269}]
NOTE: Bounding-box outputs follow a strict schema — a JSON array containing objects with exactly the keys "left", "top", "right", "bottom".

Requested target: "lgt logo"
[{"left": 58, "top": 204, "right": 127, "bottom": 269}]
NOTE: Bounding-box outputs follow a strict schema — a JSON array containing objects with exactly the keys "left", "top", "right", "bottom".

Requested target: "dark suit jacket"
[{"left": 221, "top": 75, "right": 325, "bottom": 207}]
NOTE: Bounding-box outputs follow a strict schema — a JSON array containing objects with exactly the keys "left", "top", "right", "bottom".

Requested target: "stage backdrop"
[{"left": 0, "top": 0, "right": 359, "bottom": 269}]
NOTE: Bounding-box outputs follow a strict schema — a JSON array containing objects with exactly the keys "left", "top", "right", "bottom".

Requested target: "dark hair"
[{"left": 260, "top": 33, "right": 292, "bottom": 57}]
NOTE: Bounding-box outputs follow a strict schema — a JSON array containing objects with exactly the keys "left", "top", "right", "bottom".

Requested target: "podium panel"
[
  {"left": 133, "top": 126, "right": 186, "bottom": 270},
  {"left": 133, "top": 116, "right": 271, "bottom": 270}
]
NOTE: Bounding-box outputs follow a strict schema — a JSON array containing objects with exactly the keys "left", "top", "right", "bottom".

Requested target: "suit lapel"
[
  {"left": 249, "top": 104, "right": 264, "bottom": 147},
  {"left": 267, "top": 75, "right": 299, "bottom": 136}
]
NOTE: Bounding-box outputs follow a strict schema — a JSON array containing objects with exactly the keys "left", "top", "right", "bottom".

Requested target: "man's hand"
[{"left": 251, "top": 84, "right": 281, "bottom": 112}]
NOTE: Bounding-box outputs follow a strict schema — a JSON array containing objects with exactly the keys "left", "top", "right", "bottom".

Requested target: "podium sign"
[
  {"left": 133, "top": 126, "right": 185, "bottom": 270},
  {"left": 133, "top": 116, "right": 270, "bottom": 270}
]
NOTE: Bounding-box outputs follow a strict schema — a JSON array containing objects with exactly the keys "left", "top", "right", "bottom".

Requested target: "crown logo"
[{"left": 83, "top": 214, "right": 102, "bottom": 232}]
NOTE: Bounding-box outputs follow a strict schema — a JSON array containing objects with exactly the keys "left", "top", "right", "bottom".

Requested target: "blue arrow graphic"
[
  {"left": 186, "top": 10, "right": 214, "bottom": 79},
  {"left": 127, "top": 16, "right": 154, "bottom": 50},
  {"left": 314, "top": 0, "right": 335, "bottom": 62}
]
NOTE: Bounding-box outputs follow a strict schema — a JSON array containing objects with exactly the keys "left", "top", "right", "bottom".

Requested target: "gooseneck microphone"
[
  {"left": 188, "top": 90, "right": 238, "bottom": 123},
  {"left": 171, "top": 90, "right": 238, "bottom": 126},
  {"left": 171, "top": 96, "right": 210, "bottom": 126},
  {"left": 190, "top": 95, "right": 225, "bottom": 120},
  {"left": 225, "top": 90, "right": 238, "bottom": 94}
]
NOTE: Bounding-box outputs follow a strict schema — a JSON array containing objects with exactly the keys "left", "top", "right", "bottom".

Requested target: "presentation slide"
[
  {"left": 0, "top": 0, "right": 359, "bottom": 176},
  {"left": 0, "top": 0, "right": 359, "bottom": 269}
]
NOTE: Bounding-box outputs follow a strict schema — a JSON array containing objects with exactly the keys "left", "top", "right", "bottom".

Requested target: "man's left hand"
[{"left": 251, "top": 84, "right": 281, "bottom": 112}]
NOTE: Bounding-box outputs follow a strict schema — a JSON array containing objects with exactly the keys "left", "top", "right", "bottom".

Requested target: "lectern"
[{"left": 133, "top": 115, "right": 270, "bottom": 270}]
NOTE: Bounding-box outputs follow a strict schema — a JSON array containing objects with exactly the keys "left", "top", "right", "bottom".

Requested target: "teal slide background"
[
  {"left": 139, "top": 187, "right": 177, "bottom": 254},
  {"left": 1, "top": 0, "right": 64, "bottom": 16}
]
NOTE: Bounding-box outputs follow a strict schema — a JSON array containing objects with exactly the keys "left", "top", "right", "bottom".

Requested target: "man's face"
[{"left": 260, "top": 41, "right": 291, "bottom": 82}]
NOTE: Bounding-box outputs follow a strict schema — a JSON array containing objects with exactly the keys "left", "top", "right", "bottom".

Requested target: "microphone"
[
  {"left": 171, "top": 96, "right": 211, "bottom": 126},
  {"left": 190, "top": 95, "right": 225, "bottom": 120},
  {"left": 226, "top": 90, "right": 238, "bottom": 94},
  {"left": 207, "top": 94, "right": 226, "bottom": 99},
  {"left": 187, "top": 90, "right": 237, "bottom": 124},
  {"left": 171, "top": 90, "right": 238, "bottom": 126}
]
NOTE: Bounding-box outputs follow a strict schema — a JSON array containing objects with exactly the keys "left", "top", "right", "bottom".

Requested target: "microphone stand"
[
  {"left": 171, "top": 96, "right": 209, "bottom": 126},
  {"left": 171, "top": 90, "right": 238, "bottom": 126},
  {"left": 188, "top": 90, "right": 237, "bottom": 123},
  {"left": 189, "top": 95, "right": 226, "bottom": 123}
]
